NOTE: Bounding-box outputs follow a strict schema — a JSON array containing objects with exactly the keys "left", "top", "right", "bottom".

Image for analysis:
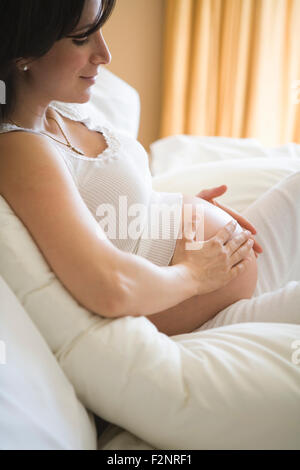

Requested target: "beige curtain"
[{"left": 160, "top": 0, "right": 300, "bottom": 146}]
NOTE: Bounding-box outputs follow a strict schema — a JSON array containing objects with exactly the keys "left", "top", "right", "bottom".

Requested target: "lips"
[{"left": 80, "top": 73, "right": 98, "bottom": 79}]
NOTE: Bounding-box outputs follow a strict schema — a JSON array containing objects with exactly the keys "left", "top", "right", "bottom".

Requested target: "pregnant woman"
[{"left": 1, "top": 0, "right": 298, "bottom": 340}]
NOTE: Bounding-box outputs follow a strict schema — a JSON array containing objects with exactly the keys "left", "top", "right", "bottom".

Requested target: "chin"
[
  {"left": 71, "top": 92, "right": 92, "bottom": 104},
  {"left": 55, "top": 90, "right": 91, "bottom": 104},
  {"left": 81, "top": 88, "right": 93, "bottom": 100},
  {"left": 79, "top": 95, "right": 91, "bottom": 103}
]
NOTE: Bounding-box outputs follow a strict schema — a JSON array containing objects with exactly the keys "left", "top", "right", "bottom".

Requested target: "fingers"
[
  {"left": 238, "top": 219, "right": 257, "bottom": 235},
  {"left": 225, "top": 229, "right": 252, "bottom": 255},
  {"left": 230, "top": 238, "right": 254, "bottom": 267},
  {"left": 216, "top": 220, "right": 238, "bottom": 244},
  {"left": 229, "top": 257, "right": 251, "bottom": 281},
  {"left": 196, "top": 185, "right": 227, "bottom": 200},
  {"left": 228, "top": 233, "right": 254, "bottom": 281},
  {"left": 253, "top": 239, "right": 264, "bottom": 253},
  {"left": 242, "top": 233, "right": 263, "bottom": 255}
]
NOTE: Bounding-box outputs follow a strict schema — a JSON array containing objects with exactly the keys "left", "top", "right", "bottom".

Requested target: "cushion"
[
  {"left": 150, "top": 134, "right": 300, "bottom": 176},
  {"left": 0, "top": 182, "right": 300, "bottom": 449},
  {"left": 0, "top": 275, "right": 97, "bottom": 450},
  {"left": 85, "top": 66, "right": 141, "bottom": 139},
  {"left": 150, "top": 137, "right": 300, "bottom": 213},
  {"left": 97, "top": 424, "right": 155, "bottom": 450}
]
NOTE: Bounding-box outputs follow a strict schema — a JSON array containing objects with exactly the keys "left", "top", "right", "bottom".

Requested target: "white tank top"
[{"left": 0, "top": 101, "right": 183, "bottom": 267}]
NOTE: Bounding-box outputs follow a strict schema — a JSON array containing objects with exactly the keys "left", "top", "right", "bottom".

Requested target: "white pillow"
[
  {"left": 152, "top": 157, "right": 300, "bottom": 213},
  {"left": 150, "top": 135, "right": 300, "bottom": 176},
  {"left": 0, "top": 191, "right": 299, "bottom": 450},
  {"left": 85, "top": 66, "right": 141, "bottom": 139},
  {"left": 0, "top": 275, "right": 97, "bottom": 450},
  {"left": 97, "top": 424, "right": 155, "bottom": 450}
]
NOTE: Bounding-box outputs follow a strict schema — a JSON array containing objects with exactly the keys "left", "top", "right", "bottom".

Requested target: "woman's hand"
[
  {"left": 171, "top": 220, "right": 255, "bottom": 296},
  {"left": 196, "top": 185, "right": 263, "bottom": 258}
]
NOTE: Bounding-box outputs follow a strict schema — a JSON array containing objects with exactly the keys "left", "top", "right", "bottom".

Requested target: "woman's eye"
[{"left": 72, "top": 38, "right": 89, "bottom": 46}]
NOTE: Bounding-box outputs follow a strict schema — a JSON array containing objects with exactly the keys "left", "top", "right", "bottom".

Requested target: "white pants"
[{"left": 196, "top": 171, "right": 300, "bottom": 331}]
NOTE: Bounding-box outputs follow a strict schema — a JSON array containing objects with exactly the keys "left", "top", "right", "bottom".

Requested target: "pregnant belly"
[{"left": 172, "top": 195, "right": 258, "bottom": 305}]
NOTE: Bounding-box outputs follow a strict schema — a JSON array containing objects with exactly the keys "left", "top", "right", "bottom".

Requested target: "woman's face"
[{"left": 24, "top": 0, "right": 111, "bottom": 104}]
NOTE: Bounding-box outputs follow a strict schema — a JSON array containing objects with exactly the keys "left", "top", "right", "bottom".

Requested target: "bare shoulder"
[
  {"left": 0, "top": 128, "right": 88, "bottom": 243},
  {"left": 0, "top": 131, "right": 76, "bottom": 201},
  {"left": 0, "top": 130, "right": 62, "bottom": 194},
  {"left": 0, "top": 129, "right": 39, "bottom": 149},
  {"left": 0, "top": 128, "right": 123, "bottom": 317}
]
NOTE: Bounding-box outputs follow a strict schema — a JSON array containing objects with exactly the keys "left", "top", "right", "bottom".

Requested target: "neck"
[
  {"left": 8, "top": 106, "right": 62, "bottom": 136},
  {"left": 7, "top": 81, "right": 57, "bottom": 133}
]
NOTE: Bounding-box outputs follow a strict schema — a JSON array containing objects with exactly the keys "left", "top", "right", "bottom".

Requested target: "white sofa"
[{"left": 1, "top": 68, "right": 300, "bottom": 450}]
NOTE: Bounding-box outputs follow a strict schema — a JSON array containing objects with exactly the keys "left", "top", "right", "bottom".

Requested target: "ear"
[{"left": 14, "top": 58, "right": 31, "bottom": 72}]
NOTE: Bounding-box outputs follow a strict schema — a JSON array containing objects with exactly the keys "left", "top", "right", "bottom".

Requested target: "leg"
[
  {"left": 244, "top": 171, "right": 300, "bottom": 296},
  {"left": 196, "top": 171, "right": 300, "bottom": 331},
  {"left": 195, "top": 280, "right": 300, "bottom": 332}
]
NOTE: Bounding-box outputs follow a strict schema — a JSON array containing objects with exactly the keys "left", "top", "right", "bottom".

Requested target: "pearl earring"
[{"left": 23, "top": 65, "right": 28, "bottom": 72}]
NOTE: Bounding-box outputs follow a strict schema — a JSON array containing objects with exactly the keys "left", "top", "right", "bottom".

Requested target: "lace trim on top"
[{"left": 0, "top": 101, "right": 121, "bottom": 163}]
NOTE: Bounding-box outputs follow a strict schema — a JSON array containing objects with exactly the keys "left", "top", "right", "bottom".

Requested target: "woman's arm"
[
  {"left": 0, "top": 134, "right": 253, "bottom": 321},
  {"left": 0, "top": 133, "right": 199, "bottom": 319},
  {"left": 114, "top": 220, "right": 253, "bottom": 319},
  {"left": 110, "top": 251, "right": 198, "bottom": 318},
  {"left": 0, "top": 133, "right": 125, "bottom": 318}
]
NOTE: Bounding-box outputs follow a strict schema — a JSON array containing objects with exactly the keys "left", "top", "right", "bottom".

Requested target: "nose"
[{"left": 90, "top": 30, "right": 111, "bottom": 66}]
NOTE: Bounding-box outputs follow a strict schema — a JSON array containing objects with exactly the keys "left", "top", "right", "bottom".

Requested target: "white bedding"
[
  {"left": 150, "top": 137, "right": 300, "bottom": 214},
  {"left": 0, "top": 275, "right": 97, "bottom": 450},
  {"left": 1, "top": 134, "right": 300, "bottom": 450},
  {"left": 1, "top": 66, "right": 300, "bottom": 449},
  {"left": 150, "top": 134, "right": 300, "bottom": 177}
]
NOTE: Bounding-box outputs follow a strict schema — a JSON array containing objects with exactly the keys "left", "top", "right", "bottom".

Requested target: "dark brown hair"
[{"left": 0, "top": 0, "right": 116, "bottom": 122}]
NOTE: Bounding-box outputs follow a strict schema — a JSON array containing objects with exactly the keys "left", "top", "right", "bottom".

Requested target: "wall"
[{"left": 103, "top": 0, "right": 165, "bottom": 153}]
